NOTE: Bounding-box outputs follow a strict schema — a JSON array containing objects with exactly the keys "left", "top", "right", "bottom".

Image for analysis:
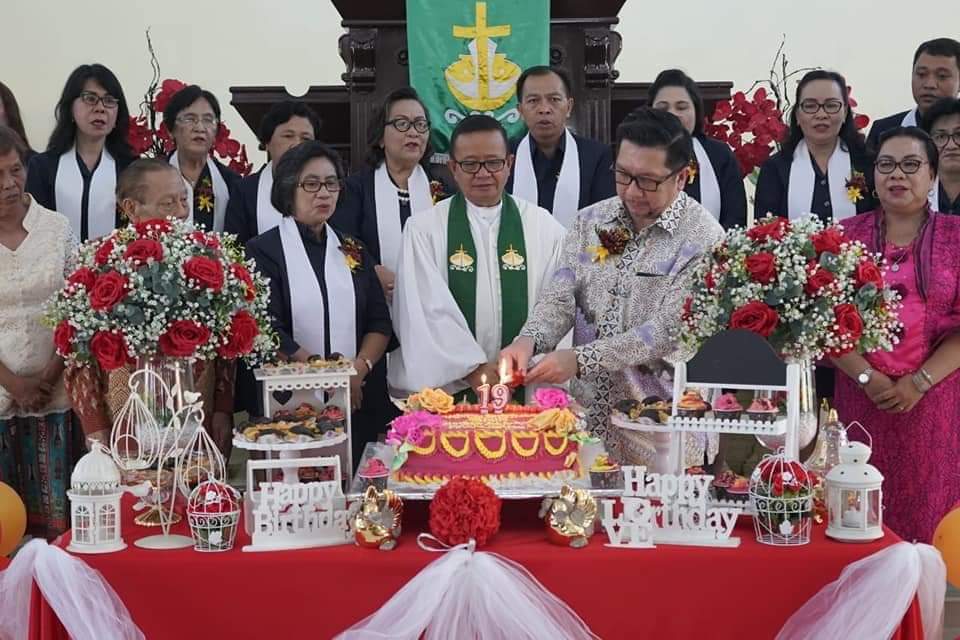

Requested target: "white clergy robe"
[{"left": 388, "top": 195, "right": 567, "bottom": 396}]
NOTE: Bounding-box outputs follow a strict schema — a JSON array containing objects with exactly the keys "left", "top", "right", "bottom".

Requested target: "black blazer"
[
  {"left": 505, "top": 131, "right": 616, "bottom": 212},
  {"left": 755, "top": 146, "right": 876, "bottom": 222},
  {"left": 224, "top": 165, "right": 264, "bottom": 246},
  {"left": 687, "top": 134, "right": 748, "bottom": 229},
  {"left": 866, "top": 110, "right": 912, "bottom": 152}
]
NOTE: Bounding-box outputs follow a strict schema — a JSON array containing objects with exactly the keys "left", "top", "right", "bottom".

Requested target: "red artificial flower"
[
  {"left": 159, "top": 320, "right": 212, "bottom": 358},
  {"left": 67, "top": 267, "right": 97, "bottom": 290},
  {"left": 834, "top": 303, "right": 864, "bottom": 343},
  {"left": 94, "top": 238, "right": 116, "bottom": 266},
  {"left": 853, "top": 114, "right": 871, "bottom": 131},
  {"left": 428, "top": 477, "right": 501, "bottom": 547},
  {"left": 811, "top": 227, "right": 845, "bottom": 256},
  {"left": 705, "top": 270, "right": 716, "bottom": 290},
  {"left": 804, "top": 266, "right": 835, "bottom": 295},
  {"left": 90, "top": 331, "right": 130, "bottom": 371},
  {"left": 745, "top": 252, "right": 778, "bottom": 284},
  {"left": 183, "top": 256, "right": 225, "bottom": 291},
  {"left": 154, "top": 79, "right": 188, "bottom": 114},
  {"left": 747, "top": 217, "right": 790, "bottom": 243},
  {"left": 123, "top": 238, "right": 164, "bottom": 265},
  {"left": 89, "top": 271, "right": 129, "bottom": 312},
  {"left": 218, "top": 310, "right": 259, "bottom": 358},
  {"left": 772, "top": 475, "right": 785, "bottom": 497},
  {"left": 854, "top": 260, "right": 884, "bottom": 290},
  {"left": 127, "top": 116, "right": 154, "bottom": 157},
  {"left": 191, "top": 230, "right": 220, "bottom": 250},
  {"left": 682, "top": 296, "right": 693, "bottom": 320},
  {"left": 729, "top": 301, "right": 780, "bottom": 337},
  {"left": 231, "top": 263, "right": 256, "bottom": 301},
  {"left": 135, "top": 218, "right": 172, "bottom": 237},
  {"left": 53, "top": 321, "right": 75, "bottom": 356}
]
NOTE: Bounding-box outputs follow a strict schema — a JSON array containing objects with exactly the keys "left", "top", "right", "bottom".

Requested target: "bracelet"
[
  {"left": 910, "top": 372, "right": 931, "bottom": 394},
  {"left": 919, "top": 367, "right": 934, "bottom": 386}
]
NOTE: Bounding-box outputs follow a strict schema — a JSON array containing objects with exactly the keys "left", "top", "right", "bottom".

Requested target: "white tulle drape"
[
  {"left": 777, "top": 542, "right": 945, "bottom": 640},
  {"left": 0, "top": 539, "right": 143, "bottom": 640},
  {"left": 335, "top": 534, "right": 599, "bottom": 640}
]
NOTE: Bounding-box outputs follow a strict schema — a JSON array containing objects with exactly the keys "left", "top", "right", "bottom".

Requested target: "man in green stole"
[{"left": 389, "top": 116, "right": 567, "bottom": 399}]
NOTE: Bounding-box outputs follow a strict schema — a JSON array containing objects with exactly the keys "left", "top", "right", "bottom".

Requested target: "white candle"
[{"left": 842, "top": 507, "right": 862, "bottom": 528}]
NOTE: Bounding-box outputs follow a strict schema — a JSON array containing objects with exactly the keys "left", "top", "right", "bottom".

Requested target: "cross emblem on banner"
[{"left": 452, "top": 2, "right": 511, "bottom": 101}]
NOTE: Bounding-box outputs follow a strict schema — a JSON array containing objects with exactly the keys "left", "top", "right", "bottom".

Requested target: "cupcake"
[
  {"left": 358, "top": 458, "right": 389, "bottom": 491},
  {"left": 725, "top": 475, "right": 750, "bottom": 503},
  {"left": 589, "top": 455, "right": 621, "bottom": 489},
  {"left": 746, "top": 398, "right": 779, "bottom": 423},
  {"left": 711, "top": 471, "right": 732, "bottom": 500},
  {"left": 677, "top": 390, "right": 710, "bottom": 418},
  {"left": 614, "top": 399, "right": 642, "bottom": 420},
  {"left": 639, "top": 396, "right": 672, "bottom": 424},
  {"left": 713, "top": 393, "right": 743, "bottom": 421}
]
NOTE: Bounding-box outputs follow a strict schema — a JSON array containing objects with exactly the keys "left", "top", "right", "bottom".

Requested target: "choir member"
[{"left": 921, "top": 97, "right": 960, "bottom": 214}]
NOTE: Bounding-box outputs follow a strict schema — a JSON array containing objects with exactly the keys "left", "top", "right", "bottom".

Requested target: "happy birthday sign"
[{"left": 601, "top": 466, "right": 742, "bottom": 548}]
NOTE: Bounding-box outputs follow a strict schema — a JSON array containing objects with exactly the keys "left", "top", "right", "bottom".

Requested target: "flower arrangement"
[
  {"left": 46, "top": 217, "right": 276, "bottom": 371},
  {"left": 749, "top": 452, "right": 814, "bottom": 545},
  {"left": 428, "top": 477, "right": 501, "bottom": 547},
  {"left": 587, "top": 222, "right": 632, "bottom": 264},
  {"left": 679, "top": 215, "right": 901, "bottom": 363}
]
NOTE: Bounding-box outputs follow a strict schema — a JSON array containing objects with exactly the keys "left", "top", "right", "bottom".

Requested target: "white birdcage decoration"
[
  {"left": 187, "top": 480, "right": 241, "bottom": 552},
  {"left": 749, "top": 450, "right": 814, "bottom": 546},
  {"left": 177, "top": 421, "right": 226, "bottom": 499},
  {"left": 825, "top": 422, "right": 884, "bottom": 542},
  {"left": 111, "top": 383, "right": 162, "bottom": 472},
  {"left": 67, "top": 443, "right": 126, "bottom": 554}
]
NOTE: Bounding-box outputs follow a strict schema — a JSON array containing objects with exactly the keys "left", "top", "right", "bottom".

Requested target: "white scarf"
[
  {"left": 373, "top": 162, "right": 432, "bottom": 273},
  {"left": 255, "top": 162, "right": 283, "bottom": 235},
  {"left": 928, "top": 177, "right": 941, "bottom": 211},
  {"left": 901, "top": 109, "right": 919, "bottom": 127},
  {"left": 54, "top": 146, "right": 116, "bottom": 240},
  {"left": 278, "top": 217, "right": 357, "bottom": 358},
  {"left": 788, "top": 139, "right": 857, "bottom": 221},
  {"left": 169, "top": 151, "right": 229, "bottom": 232},
  {"left": 512, "top": 128, "right": 581, "bottom": 228},
  {"left": 691, "top": 137, "right": 721, "bottom": 219}
]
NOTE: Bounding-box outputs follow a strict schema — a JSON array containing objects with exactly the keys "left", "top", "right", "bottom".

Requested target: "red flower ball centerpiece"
[{"left": 429, "top": 477, "right": 501, "bottom": 547}]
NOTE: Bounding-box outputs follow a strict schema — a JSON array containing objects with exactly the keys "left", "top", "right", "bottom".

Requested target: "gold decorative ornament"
[
  {"left": 353, "top": 486, "right": 404, "bottom": 550},
  {"left": 539, "top": 484, "right": 598, "bottom": 548}
]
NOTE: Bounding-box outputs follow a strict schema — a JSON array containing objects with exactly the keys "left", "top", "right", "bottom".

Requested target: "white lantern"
[
  {"left": 67, "top": 443, "right": 126, "bottom": 554},
  {"left": 825, "top": 423, "right": 883, "bottom": 542}
]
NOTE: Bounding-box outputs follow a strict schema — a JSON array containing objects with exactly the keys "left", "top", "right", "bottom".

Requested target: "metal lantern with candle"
[{"left": 825, "top": 422, "right": 884, "bottom": 542}]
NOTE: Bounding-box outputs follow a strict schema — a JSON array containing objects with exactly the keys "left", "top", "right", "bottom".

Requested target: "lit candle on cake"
[{"left": 478, "top": 374, "right": 491, "bottom": 415}]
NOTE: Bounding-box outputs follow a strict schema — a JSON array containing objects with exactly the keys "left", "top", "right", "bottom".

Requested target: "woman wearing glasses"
[
  {"left": 163, "top": 85, "right": 240, "bottom": 232},
  {"left": 332, "top": 87, "right": 452, "bottom": 304},
  {"left": 246, "top": 141, "right": 392, "bottom": 463},
  {"left": 922, "top": 97, "right": 960, "bottom": 214},
  {"left": 26, "top": 64, "right": 134, "bottom": 241},
  {"left": 833, "top": 126, "right": 960, "bottom": 542},
  {"left": 754, "top": 70, "right": 875, "bottom": 223}
]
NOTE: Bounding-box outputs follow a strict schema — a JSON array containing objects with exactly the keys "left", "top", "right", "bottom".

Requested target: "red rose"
[
  {"left": 812, "top": 227, "right": 844, "bottom": 256},
  {"left": 183, "top": 256, "right": 224, "bottom": 291},
  {"left": 67, "top": 267, "right": 97, "bottom": 290},
  {"left": 123, "top": 238, "right": 164, "bottom": 265},
  {"left": 834, "top": 303, "right": 864, "bottom": 342},
  {"left": 90, "top": 331, "right": 130, "bottom": 371},
  {"left": 429, "top": 477, "right": 501, "bottom": 547},
  {"left": 854, "top": 260, "right": 884, "bottom": 290},
  {"left": 804, "top": 266, "right": 835, "bottom": 295},
  {"left": 704, "top": 270, "right": 716, "bottom": 290},
  {"left": 135, "top": 218, "right": 172, "bottom": 237},
  {"left": 53, "top": 321, "right": 75, "bottom": 356},
  {"left": 94, "top": 238, "right": 115, "bottom": 266},
  {"left": 745, "top": 252, "right": 777, "bottom": 284},
  {"left": 230, "top": 263, "right": 256, "bottom": 301},
  {"left": 218, "top": 310, "right": 259, "bottom": 358},
  {"left": 682, "top": 296, "right": 693, "bottom": 320},
  {"left": 159, "top": 320, "right": 212, "bottom": 357},
  {"left": 191, "top": 231, "right": 220, "bottom": 250},
  {"left": 747, "top": 217, "right": 789, "bottom": 243},
  {"left": 729, "top": 301, "right": 780, "bottom": 337},
  {"left": 89, "top": 271, "right": 129, "bottom": 312}
]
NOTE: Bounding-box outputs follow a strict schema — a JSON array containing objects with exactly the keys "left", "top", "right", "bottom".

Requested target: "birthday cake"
[{"left": 387, "top": 387, "right": 594, "bottom": 487}]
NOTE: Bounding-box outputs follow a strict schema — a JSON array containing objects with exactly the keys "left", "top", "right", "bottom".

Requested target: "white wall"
[{"left": 3, "top": 0, "right": 958, "bottom": 167}]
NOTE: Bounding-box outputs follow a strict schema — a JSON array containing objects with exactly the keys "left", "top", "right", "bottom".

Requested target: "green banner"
[{"left": 406, "top": 0, "right": 550, "bottom": 154}]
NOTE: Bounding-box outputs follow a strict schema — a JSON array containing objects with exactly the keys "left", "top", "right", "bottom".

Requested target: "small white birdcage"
[
  {"left": 749, "top": 450, "right": 814, "bottom": 546},
  {"left": 111, "top": 384, "right": 162, "bottom": 472},
  {"left": 826, "top": 422, "right": 884, "bottom": 542},
  {"left": 67, "top": 442, "right": 126, "bottom": 554},
  {"left": 187, "top": 480, "right": 242, "bottom": 552}
]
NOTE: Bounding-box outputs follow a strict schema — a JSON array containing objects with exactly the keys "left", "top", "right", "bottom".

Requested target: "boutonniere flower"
[
  {"left": 687, "top": 159, "right": 698, "bottom": 185},
  {"left": 846, "top": 171, "right": 867, "bottom": 204},
  {"left": 340, "top": 237, "right": 363, "bottom": 273},
  {"left": 430, "top": 180, "right": 446, "bottom": 204},
  {"left": 588, "top": 224, "right": 632, "bottom": 264},
  {"left": 197, "top": 176, "right": 214, "bottom": 213}
]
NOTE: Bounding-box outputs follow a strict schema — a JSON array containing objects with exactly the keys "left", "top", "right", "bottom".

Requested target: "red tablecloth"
[{"left": 29, "top": 496, "right": 923, "bottom": 640}]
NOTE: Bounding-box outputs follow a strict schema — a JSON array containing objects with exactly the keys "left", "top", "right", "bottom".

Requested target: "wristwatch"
[{"left": 856, "top": 367, "right": 874, "bottom": 386}]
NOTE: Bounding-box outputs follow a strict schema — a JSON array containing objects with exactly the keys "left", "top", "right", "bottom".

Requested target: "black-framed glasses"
[
  {"left": 613, "top": 166, "right": 680, "bottom": 192},
  {"left": 387, "top": 117, "right": 430, "bottom": 133},
  {"left": 176, "top": 114, "right": 219, "bottom": 129},
  {"left": 875, "top": 158, "right": 927, "bottom": 174},
  {"left": 299, "top": 177, "right": 342, "bottom": 193},
  {"left": 932, "top": 132, "right": 960, "bottom": 148},
  {"left": 453, "top": 158, "right": 507, "bottom": 174},
  {"left": 78, "top": 91, "right": 119, "bottom": 109},
  {"left": 799, "top": 99, "right": 844, "bottom": 115}
]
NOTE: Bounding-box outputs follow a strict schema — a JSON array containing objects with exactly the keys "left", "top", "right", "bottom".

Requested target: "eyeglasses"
[
  {"left": 387, "top": 118, "right": 430, "bottom": 133},
  {"left": 78, "top": 91, "right": 119, "bottom": 109},
  {"left": 875, "top": 158, "right": 927, "bottom": 174},
  {"left": 175, "top": 114, "right": 219, "bottom": 128},
  {"left": 299, "top": 177, "right": 342, "bottom": 193},
  {"left": 799, "top": 99, "right": 845, "bottom": 115},
  {"left": 453, "top": 158, "right": 507, "bottom": 174},
  {"left": 613, "top": 167, "right": 680, "bottom": 192},
  {"left": 932, "top": 132, "right": 960, "bottom": 148}
]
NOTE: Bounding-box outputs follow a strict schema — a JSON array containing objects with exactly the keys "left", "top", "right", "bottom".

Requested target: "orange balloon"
[
  {"left": 0, "top": 481, "right": 27, "bottom": 557},
  {"left": 933, "top": 507, "right": 960, "bottom": 588}
]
